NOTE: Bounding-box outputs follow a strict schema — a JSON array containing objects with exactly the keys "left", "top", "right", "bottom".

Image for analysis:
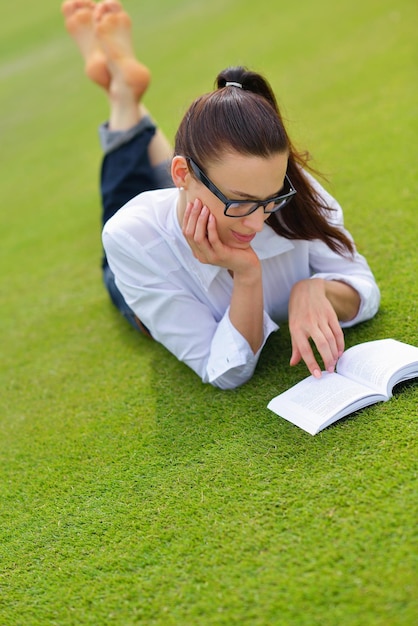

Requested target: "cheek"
[
  {"left": 209, "top": 205, "right": 230, "bottom": 234},
  {"left": 212, "top": 213, "right": 235, "bottom": 244},
  {"left": 187, "top": 180, "right": 209, "bottom": 205},
  {"left": 186, "top": 182, "right": 232, "bottom": 237},
  {"left": 201, "top": 193, "right": 224, "bottom": 216},
  {"left": 189, "top": 186, "right": 225, "bottom": 219}
]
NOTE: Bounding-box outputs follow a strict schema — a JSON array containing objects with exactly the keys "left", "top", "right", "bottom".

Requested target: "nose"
[{"left": 241, "top": 206, "right": 267, "bottom": 232}]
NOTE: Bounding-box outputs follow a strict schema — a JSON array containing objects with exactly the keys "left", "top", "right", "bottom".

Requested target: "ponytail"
[
  {"left": 174, "top": 66, "right": 354, "bottom": 256},
  {"left": 216, "top": 66, "right": 279, "bottom": 113}
]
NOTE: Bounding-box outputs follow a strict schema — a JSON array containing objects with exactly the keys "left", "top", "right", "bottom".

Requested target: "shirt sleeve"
[
  {"left": 103, "top": 222, "right": 278, "bottom": 390},
  {"left": 307, "top": 177, "right": 381, "bottom": 326},
  {"left": 206, "top": 309, "right": 278, "bottom": 389}
]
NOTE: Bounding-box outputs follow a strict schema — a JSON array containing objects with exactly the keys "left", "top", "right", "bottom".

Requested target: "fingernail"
[{"left": 313, "top": 369, "right": 321, "bottom": 378}]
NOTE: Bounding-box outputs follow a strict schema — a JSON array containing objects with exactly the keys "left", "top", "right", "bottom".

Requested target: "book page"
[
  {"left": 336, "top": 339, "right": 418, "bottom": 396},
  {"left": 267, "top": 372, "right": 384, "bottom": 435}
]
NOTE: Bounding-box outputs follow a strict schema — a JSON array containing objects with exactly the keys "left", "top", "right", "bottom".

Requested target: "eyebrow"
[
  {"left": 228, "top": 189, "right": 260, "bottom": 200},
  {"left": 227, "top": 184, "right": 284, "bottom": 201}
]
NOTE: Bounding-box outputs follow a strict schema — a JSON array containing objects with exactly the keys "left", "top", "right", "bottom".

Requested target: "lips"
[{"left": 231, "top": 230, "right": 256, "bottom": 244}]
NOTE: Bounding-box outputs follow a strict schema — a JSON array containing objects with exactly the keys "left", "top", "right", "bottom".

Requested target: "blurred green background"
[{"left": 0, "top": 1, "right": 417, "bottom": 624}]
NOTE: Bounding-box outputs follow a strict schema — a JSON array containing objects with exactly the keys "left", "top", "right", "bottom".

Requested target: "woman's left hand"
[{"left": 288, "top": 278, "right": 345, "bottom": 378}]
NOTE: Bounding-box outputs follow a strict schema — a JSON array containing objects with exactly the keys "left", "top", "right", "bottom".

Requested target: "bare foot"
[
  {"left": 62, "top": 0, "right": 110, "bottom": 89},
  {"left": 94, "top": 0, "right": 151, "bottom": 102}
]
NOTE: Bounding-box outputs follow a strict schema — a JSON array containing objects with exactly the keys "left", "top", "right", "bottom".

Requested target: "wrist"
[{"left": 232, "top": 260, "right": 262, "bottom": 286}]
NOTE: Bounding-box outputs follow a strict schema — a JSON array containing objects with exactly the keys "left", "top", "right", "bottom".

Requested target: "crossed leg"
[
  {"left": 62, "top": 0, "right": 110, "bottom": 89},
  {"left": 62, "top": 0, "right": 172, "bottom": 162},
  {"left": 62, "top": 0, "right": 173, "bottom": 333}
]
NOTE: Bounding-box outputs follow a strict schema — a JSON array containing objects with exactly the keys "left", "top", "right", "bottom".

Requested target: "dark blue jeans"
[{"left": 100, "top": 126, "right": 165, "bottom": 333}]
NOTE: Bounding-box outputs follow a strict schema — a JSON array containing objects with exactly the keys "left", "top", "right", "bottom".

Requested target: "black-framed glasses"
[{"left": 187, "top": 157, "right": 297, "bottom": 218}]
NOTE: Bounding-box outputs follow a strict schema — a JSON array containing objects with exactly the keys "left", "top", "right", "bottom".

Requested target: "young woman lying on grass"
[{"left": 62, "top": 0, "right": 380, "bottom": 389}]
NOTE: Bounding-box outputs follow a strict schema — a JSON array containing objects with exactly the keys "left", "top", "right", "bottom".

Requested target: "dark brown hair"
[{"left": 174, "top": 66, "right": 354, "bottom": 256}]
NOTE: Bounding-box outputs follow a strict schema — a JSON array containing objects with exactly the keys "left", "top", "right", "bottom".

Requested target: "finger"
[
  {"left": 193, "top": 205, "right": 210, "bottom": 244},
  {"left": 310, "top": 326, "right": 340, "bottom": 374},
  {"left": 182, "top": 200, "right": 198, "bottom": 235},
  {"left": 182, "top": 199, "right": 203, "bottom": 240},
  {"left": 206, "top": 213, "right": 220, "bottom": 245},
  {"left": 330, "top": 317, "right": 345, "bottom": 358},
  {"left": 318, "top": 315, "right": 345, "bottom": 369},
  {"left": 289, "top": 344, "right": 301, "bottom": 367},
  {"left": 181, "top": 201, "right": 193, "bottom": 231},
  {"left": 318, "top": 327, "right": 339, "bottom": 368},
  {"left": 293, "top": 335, "right": 322, "bottom": 378}
]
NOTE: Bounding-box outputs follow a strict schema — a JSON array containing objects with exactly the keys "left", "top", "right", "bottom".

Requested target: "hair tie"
[{"left": 225, "top": 81, "right": 243, "bottom": 88}]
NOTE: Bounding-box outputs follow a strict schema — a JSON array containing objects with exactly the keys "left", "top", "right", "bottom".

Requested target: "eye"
[{"left": 226, "top": 202, "right": 257, "bottom": 217}]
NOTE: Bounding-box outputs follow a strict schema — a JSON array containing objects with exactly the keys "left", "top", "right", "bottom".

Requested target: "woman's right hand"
[
  {"left": 182, "top": 198, "right": 260, "bottom": 275},
  {"left": 183, "top": 198, "right": 265, "bottom": 354}
]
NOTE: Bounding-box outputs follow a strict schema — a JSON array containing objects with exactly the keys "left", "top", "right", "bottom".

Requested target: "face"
[{"left": 182, "top": 151, "right": 289, "bottom": 248}]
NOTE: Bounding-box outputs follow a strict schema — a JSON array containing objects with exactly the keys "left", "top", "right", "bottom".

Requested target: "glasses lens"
[
  {"left": 225, "top": 202, "right": 258, "bottom": 217},
  {"left": 265, "top": 196, "right": 292, "bottom": 213},
  {"left": 222, "top": 175, "right": 296, "bottom": 217},
  {"left": 225, "top": 195, "right": 293, "bottom": 217}
]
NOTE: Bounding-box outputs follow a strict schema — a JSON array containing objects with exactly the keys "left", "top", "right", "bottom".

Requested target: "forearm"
[
  {"left": 321, "top": 278, "right": 361, "bottom": 321},
  {"left": 229, "top": 264, "right": 264, "bottom": 354}
]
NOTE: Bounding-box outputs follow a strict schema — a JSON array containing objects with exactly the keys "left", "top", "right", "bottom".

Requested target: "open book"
[{"left": 267, "top": 339, "right": 418, "bottom": 436}]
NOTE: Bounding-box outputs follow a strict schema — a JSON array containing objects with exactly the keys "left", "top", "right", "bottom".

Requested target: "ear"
[{"left": 171, "top": 156, "right": 190, "bottom": 189}]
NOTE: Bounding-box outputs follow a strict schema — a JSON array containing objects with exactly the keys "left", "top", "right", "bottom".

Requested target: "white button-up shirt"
[{"left": 102, "top": 181, "right": 380, "bottom": 389}]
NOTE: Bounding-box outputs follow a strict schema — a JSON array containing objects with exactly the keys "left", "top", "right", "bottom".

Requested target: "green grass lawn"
[{"left": 1, "top": 0, "right": 417, "bottom": 624}]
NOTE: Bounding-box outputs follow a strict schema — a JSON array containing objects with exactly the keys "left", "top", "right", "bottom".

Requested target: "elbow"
[
  {"left": 207, "top": 369, "right": 253, "bottom": 390},
  {"left": 348, "top": 282, "right": 381, "bottom": 326},
  {"left": 338, "top": 277, "right": 380, "bottom": 328},
  {"left": 209, "top": 378, "right": 247, "bottom": 391}
]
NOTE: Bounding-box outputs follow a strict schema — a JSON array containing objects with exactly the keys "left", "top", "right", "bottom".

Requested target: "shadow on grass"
[{"left": 143, "top": 314, "right": 406, "bottom": 470}]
